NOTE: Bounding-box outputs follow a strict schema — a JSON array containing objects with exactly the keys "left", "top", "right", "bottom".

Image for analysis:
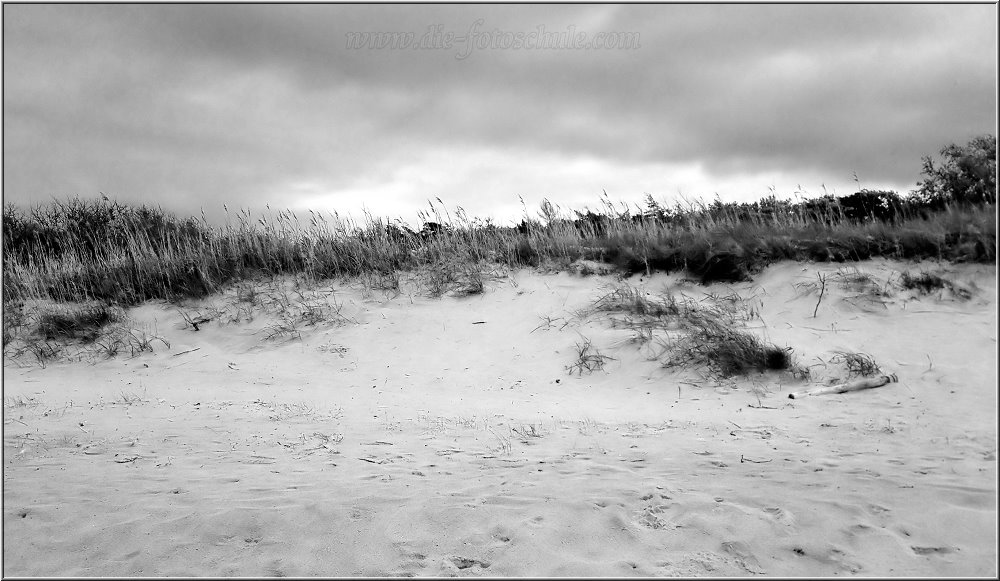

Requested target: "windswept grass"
[
  {"left": 5, "top": 135, "right": 994, "bottom": 310},
  {"left": 3, "top": 302, "right": 169, "bottom": 365},
  {"left": 8, "top": 186, "right": 992, "bottom": 368},
  {"left": 662, "top": 313, "right": 792, "bottom": 378},
  {"left": 2, "top": 188, "right": 995, "bottom": 313},
  {"left": 899, "top": 270, "right": 973, "bottom": 300},
  {"left": 566, "top": 337, "right": 615, "bottom": 376},
  {"left": 591, "top": 285, "right": 680, "bottom": 318},
  {"left": 830, "top": 351, "right": 883, "bottom": 378},
  {"left": 583, "top": 282, "right": 794, "bottom": 379},
  {"left": 36, "top": 304, "right": 120, "bottom": 342}
]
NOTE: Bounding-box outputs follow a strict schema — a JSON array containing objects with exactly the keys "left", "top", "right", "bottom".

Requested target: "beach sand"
[{"left": 3, "top": 259, "right": 996, "bottom": 576}]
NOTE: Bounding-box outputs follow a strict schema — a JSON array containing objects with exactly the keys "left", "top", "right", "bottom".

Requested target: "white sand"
[{"left": 3, "top": 259, "right": 996, "bottom": 576}]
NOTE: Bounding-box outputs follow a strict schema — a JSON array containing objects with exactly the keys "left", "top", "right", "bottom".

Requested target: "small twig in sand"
[
  {"left": 813, "top": 272, "right": 827, "bottom": 318},
  {"left": 172, "top": 347, "right": 201, "bottom": 357},
  {"left": 796, "top": 324, "right": 852, "bottom": 332},
  {"left": 740, "top": 455, "right": 772, "bottom": 464}
]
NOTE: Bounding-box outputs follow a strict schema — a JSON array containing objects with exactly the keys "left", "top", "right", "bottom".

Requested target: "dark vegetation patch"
[
  {"left": 3, "top": 302, "right": 169, "bottom": 365},
  {"left": 899, "top": 270, "right": 973, "bottom": 300},
  {"left": 900, "top": 271, "right": 952, "bottom": 294},
  {"left": 36, "top": 304, "right": 121, "bottom": 342},
  {"left": 665, "top": 316, "right": 792, "bottom": 377}
]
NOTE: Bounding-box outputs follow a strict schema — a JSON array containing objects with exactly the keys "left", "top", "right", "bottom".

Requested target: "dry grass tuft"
[
  {"left": 584, "top": 283, "right": 795, "bottom": 379},
  {"left": 830, "top": 350, "right": 883, "bottom": 378},
  {"left": 36, "top": 304, "right": 121, "bottom": 342},
  {"left": 3, "top": 302, "right": 169, "bottom": 365},
  {"left": 900, "top": 270, "right": 973, "bottom": 300},
  {"left": 566, "top": 337, "right": 616, "bottom": 375}
]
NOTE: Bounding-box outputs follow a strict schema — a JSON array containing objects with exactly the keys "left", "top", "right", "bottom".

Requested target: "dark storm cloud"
[{"left": 3, "top": 4, "right": 995, "bottom": 221}]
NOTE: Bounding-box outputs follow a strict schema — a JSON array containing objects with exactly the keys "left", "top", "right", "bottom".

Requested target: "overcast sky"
[{"left": 3, "top": 4, "right": 996, "bottom": 225}]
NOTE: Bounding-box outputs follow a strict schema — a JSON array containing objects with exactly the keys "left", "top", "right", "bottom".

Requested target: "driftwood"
[{"left": 788, "top": 374, "right": 898, "bottom": 399}]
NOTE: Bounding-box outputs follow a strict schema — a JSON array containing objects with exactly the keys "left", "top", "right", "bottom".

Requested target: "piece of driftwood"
[{"left": 788, "top": 374, "right": 898, "bottom": 399}]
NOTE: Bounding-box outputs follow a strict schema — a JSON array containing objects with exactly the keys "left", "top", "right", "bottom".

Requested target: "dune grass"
[
  {"left": 830, "top": 351, "right": 883, "bottom": 378},
  {"left": 583, "top": 282, "right": 793, "bottom": 379},
  {"left": 566, "top": 337, "right": 616, "bottom": 376},
  {"left": 3, "top": 194, "right": 994, "bottom": 312},
  {"left": 898, "top": 270, "right": 974, "bottom": 300},
  {"left": 35, "top": 303, "right": 121, "bottom": 342},
  {"left": 5, "top": 134, "right": 993, "bottom": 311},
  {"left": 662, "top": 313, "right": 793, "bottom": 378},
  {"left": 2, "top": 155, "right": 996, "bottom": 372},
  {"left": 2, "top": 301, "right": 169, "bottom": 365}
]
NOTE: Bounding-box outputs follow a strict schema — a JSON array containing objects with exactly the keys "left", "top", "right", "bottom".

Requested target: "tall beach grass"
[{"left": 2, "top": 192, "right": 995, "bottom": 309}]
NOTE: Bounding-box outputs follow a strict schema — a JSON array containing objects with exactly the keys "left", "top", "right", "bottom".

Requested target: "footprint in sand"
[
  {"left": 263, "top": 559, "right": 287, "bottom": 577},
  {"left": 761, "top": 506, "right": 796, "bottom": 527},
  {"left": 390, "top": 544, "right": 427, "bottom": 576},
  {"left": 863, "top": 503, "right": 892, "bottom": 527},
  {"left": 634, "top": 504, "right": 675, "bottom": 530},
  {"left": 847, "top": 522, "right": 876, "bottom": 534},
  {"left": 654, "top": 551, "right": 745, "bottom": 575},
  {"left": 81, "top": 443, "right": 108, "bottom": 455},
  {"left": 911, "top": 545, "right": 956, "bottom": 556},
  {"left": 633, "top": 491, "right": 684, "bottom": 530},
  {"left": 721, "top": 540, "right": 764, "bottom": 574},
  {"left": 788, "top": 544, "right": 862, "bottom": 574},
  {"left": 446, "top": 556, "right": 490, "bottom": 571}
]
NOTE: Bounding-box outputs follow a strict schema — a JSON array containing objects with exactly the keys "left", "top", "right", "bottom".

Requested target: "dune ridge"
[{"left": 3, "top": 259, "right": 996, "bottom": 577}]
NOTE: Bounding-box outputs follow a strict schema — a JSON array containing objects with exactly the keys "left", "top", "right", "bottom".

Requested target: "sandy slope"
[{"left": 3, "top": 259, "right": 996, "bottom": 577}]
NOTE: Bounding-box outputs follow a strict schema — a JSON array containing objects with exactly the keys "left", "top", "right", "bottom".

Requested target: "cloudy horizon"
[{"left": 3, "top": 4, "right": 996, "bottom": 226}]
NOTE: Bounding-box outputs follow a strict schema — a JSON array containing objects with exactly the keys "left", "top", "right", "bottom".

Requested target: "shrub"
[
  {"left": 838, "top": 190, "right": 905, "bottom": 223},
  {"left": 915, "top": 134, "right": 997, "bottom": 207}
]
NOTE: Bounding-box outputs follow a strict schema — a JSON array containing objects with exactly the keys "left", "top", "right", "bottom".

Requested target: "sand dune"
[{"left": 3, "top": 260, "right": 996, "bottom": 576}]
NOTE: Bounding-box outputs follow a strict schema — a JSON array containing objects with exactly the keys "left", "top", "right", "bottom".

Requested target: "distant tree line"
[{"left": 515, "top": 134, "right": 996, "bottom": 236}]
